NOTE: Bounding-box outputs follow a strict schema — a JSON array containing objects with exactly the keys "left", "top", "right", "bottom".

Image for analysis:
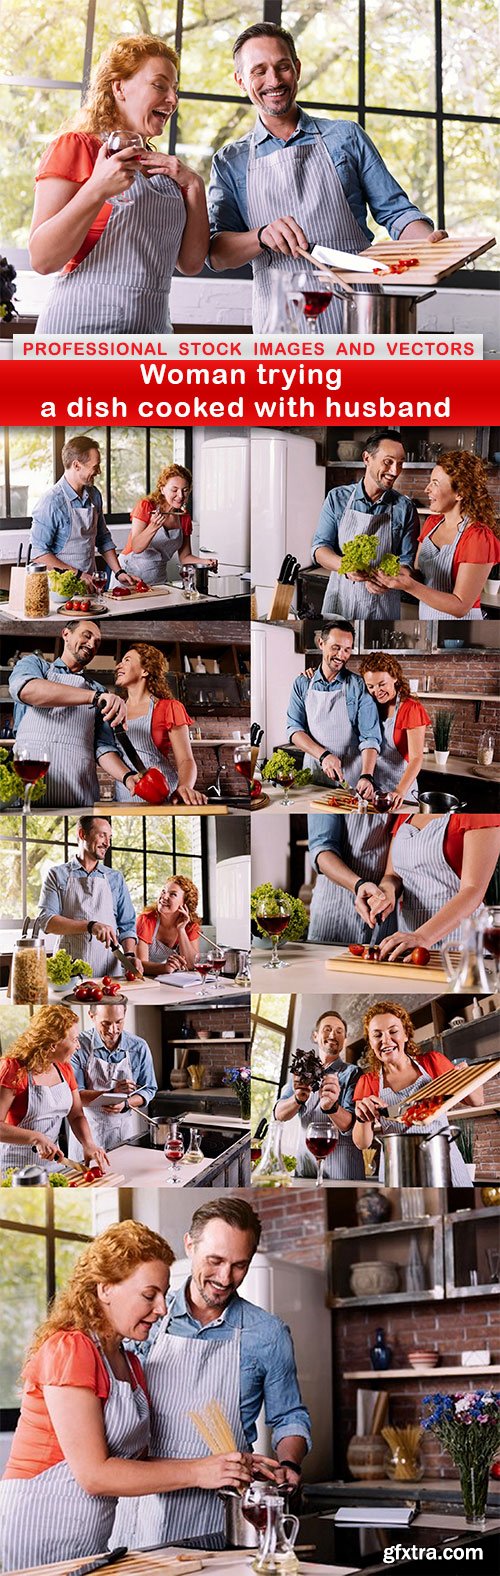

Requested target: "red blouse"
[
  {"left": 392, "top": 696, "right": 431, "bottom": 760},
  {"left": 136, "top": 911, "right": 200, "bottom": 945},
  {"left": 36, "top": 133, "right": 111, "bottom": 273},
  {"left": 391, "top": 813, "right": 500, "bottom": 876},
  {"left": 4, "top": 1330, "right": 148, "bottom": 1480},
  {"left": 122, "top": 499, "right": 192, "bottom": 557},
  {"left": 0, "top": 1059, "right": 77, "bottom": 1125},
  {"left": 419, "top": 515, "right": 500, "bottom": 607}
]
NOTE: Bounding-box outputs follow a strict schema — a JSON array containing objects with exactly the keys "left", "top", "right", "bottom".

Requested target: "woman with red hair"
[
  {"left": 31, "top": 35, "right": 209, "bottom": 336},
  {"left": 375, "top": 451, "right": 500, "bottom": 618},
  {"left": 119, "top": 464, "right": 217, "bottom": 586},
  {"left": 359, "top": 652, "right": 430, "bottom": 808},
  {"left": 114, "top": 643, "right": 205, "bottom": 806}
]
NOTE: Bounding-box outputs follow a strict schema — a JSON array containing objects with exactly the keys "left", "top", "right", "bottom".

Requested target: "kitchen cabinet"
[
  {"left": 327, "top": 1205, "right": 500, "bottom": 1307},
  {"left": 444, "top": 1204, "right": 500, "bottom": 1299}
]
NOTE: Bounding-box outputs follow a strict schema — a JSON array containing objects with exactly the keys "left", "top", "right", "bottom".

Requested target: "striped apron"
[
  {"left": 118, "top": 520, "right": 185, "bottom": 585},
  {"left": 0, "top": 1344, "right": 150, "bottom": 1572},
  {"left": 15, "top": 666, "right": 100, "bottom": 806},
  {"left": 376, "top": 701, "right": 419, "bottom": 803},
  {"left": 294, "top": 1071, "right": 365, "bottom": 1181},
  {"left": 36, "top": 169, "right": 186, "bottom": 335},
  {"left": 59, "top": 492, "right": 98, "bottom": 576},
  {"left": 322, "top": 498, "right": 401, "bottom": 620},
  {"left": 417, "top": 515, "right": 483, "bottom": 620},
  {"left": 114, "top": 701, "right": 178, "bottom": 802},
  {"left": 246, "top": 123, "right": 369, "bottom": 334},
  {"left": 111, "top": 1302, "right": 246, "bottom": 1548},
  {"left": 147, "top": 918, "right": 182, "bottom": 964},
  {"left": 308, "top": 812, "right": 392, "bottom": 945},
  {"left": 377, "top": 1062, "right": 472, "bottom": 1187},
  {"left": 67, "top": 1033, "right": 136, "bottom": 1159},
  {"left": 0, "top": 1064, "right": 72, "bottom": 1178},
  {"left": 391, "top": 812, "right": 473, "bottom": 945},
  {"left": 303, "top": 678, "right": 363, "bottom": 788},
  {"left": 53, "top": 862, "right": 122, "bottom": 977}
]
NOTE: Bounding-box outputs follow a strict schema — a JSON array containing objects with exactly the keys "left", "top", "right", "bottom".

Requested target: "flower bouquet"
[
  {"left": 223, "top": 1064, "right": 251, "bottom": 1120},
  {"left": 422, "top": 1391, "right": 500, "bottom": 1526}
]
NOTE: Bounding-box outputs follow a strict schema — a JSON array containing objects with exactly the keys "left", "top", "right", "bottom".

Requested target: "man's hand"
[
  {"left": 96, "top": 691, "right": 127, "bottom": 726},
  {"left": 318, "top": 752, "right": 343, "bottom": 782},
  {"left": 356, "top": 775, "right": 376, "bottom": 803},
  {"left": 80, "top": 570, "right": 98, "bottom": 591},
  {"left": 89, "top": 921, "right": 117, "bottom": 947},
  {"left": 353, "top": 881, "right": 394, "bottom": 927},
  {"left": 292, "top": 1073, "right": 311, "bottom": 1106},
  {"left": 259, "top": 216, "right": 309, "bottom": 257},
  {"left": 319, "top": 1071, "right": 340, "bottom": 1109}
]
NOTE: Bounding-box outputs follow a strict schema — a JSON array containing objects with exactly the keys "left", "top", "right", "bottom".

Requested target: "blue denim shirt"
[
  {"left": 312, "top": 480, "right": 419, "bottom": 564},
  {"left": 287, "top": 665, "right": 381, "bottom": 753},
  {"left": 208, "top": 107, "right": 432, "bottom": 245},
  {"left": 133, "top": 1281, "right": 312, "bottom": 1453},
  {"left": 71, "top": 1028, "right": 157, "bottom": 1104},
  {"left": 37, "top": 857, "right": 137, "bottom": 941},
  {"left": 30, "top": 476, "right": 115, "bottom": 561},
  {"left": 9, "top": 655, "right": 125, "bottom": 763}
]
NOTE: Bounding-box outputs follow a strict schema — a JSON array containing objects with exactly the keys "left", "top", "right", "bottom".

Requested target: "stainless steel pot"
[
  {"left": 195, "top": 565, "right": 210, "bottom": 595},
  {"left": 418, "top": 790, "right": 467, "bottom": 813},
  {"left": 218, "top": 1489, "right": 259, "bottom": 1548},
  {"left": 341, "top": 289, "right": 435, "bottom": 336},
  {"left": 379, "top": 1127, "right": 460, "bottom": 1187},
  {"left": 222, "top": 949, "right": 249, "bottom": 977},
  {"left": 140, "top": 1113, "right": 180, "bottom": 1148}
]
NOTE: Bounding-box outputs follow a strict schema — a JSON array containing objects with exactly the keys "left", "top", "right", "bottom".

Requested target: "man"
[
  {"left": 208, "top": 23, "right": 446, "bottom": 332},
  {"left": 275, "top": 1009, "right": 365, "bottom": 1181},
  {"left": 113, "top": 1197, "right": 311, "bottom": 1548},
  {"left": 312, "top": 430, "right": 419, "bottom": 619},
  {"left": 68, "top": 999, "right": 157, "bottom": 1159},
  {"left": 307, "top": 810, "right": 395, "bottom": 946},
  {"left": 9, "top": 620, "right": 142, "bottom": 806},
  {"left": 37, "top": 815, "right": 142, "bottom": 979},
  {"left": 30, "top": 435, "right": 137, "bottom": 590},
  {"left": 287, "top": 619, "right": 381, "bottom": 799}
]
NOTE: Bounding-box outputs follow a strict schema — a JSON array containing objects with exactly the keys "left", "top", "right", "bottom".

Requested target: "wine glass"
[
  {"left": 105, "top": 130, "right": 144, "bottom": 201},
  {"left": 164, "top": 1130, "right": 184, "bottom": 1183},
  {"left": 194, "top": 952, "right": 215, "bottom": 995},
  {"left": 181, "top": 564, "right": 198, "bottom": 600},
  {"left": 286, "top": 270, "right": 334, "bottom": 332},
  {"left": 482, "top": 905, "right": 500, "bottom": 988},
  {"left": 234, "top": 744, "right": 252, "bottom": 798},
  {"left": 274, "top": 766, "right": 296, "bottom": 807},
  {"left": 255, "top": 894, "right": 291, "bottom": 970},
  {"left": 305, "top": 1118, "right": 337, "bottom": 1186},
  {"left": 92, "top": 568, "right": 108, "bottom": 599},
  {"left": 13, "top": 749, "right": 49, "bottom": 814}
]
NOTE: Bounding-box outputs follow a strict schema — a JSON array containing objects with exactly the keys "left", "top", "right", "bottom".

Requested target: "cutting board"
[
  {"left": 395, "top": 1057, "right": 500, "bottom": 1123},
  {"left": 325, "top": 950, "right": 450, "bottom": 982},
  {"left": 51, "top": 1162, "right": 126, "bottom": 1188},
  {"left": 93, "top": 802, "right": 229, "bottom": 816},
  {"left": 318, "top": 234, "right": 496, "bottom": 286},
  {"left": 8, "top": 1555, "right": 204, "bottom": 1576}
]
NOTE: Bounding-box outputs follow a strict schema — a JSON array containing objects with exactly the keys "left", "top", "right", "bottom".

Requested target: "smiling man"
[
  {"left": 9, "top": 621, "right": 141, "bottom": 806},
  {"left": 287, "top": 619, "right": 381, "bottom": 799},
  {"left": 312, "top": 429, "right": 420, "bottom": 619},
  {"left": 36, "top": 815, "right": 140, "bottom": 980},
  {"left": 275, "top": 1010, "right": 365, "bottom": 1180},
  {"left": 208, "top": 22, "right": 445, "bottom": 332},
  {"left": 68, "top": 999, "right": 157, "bottom": 1159},
  {"left": 30, "top": 435, "right": 136, "bottom": 591},
  {"left": 114, "top": 1197, "right": 311, "bottom": 1548}
]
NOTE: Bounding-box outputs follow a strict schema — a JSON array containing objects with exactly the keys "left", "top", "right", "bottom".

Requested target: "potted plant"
[
  {"left": 251, "top": 883, "right": 309, "bottom": 950},
  {"left": 454, "top": 1120, "right": 476, "bottom": 1182},
  {"left": 422, "top": 1391, "right": 500, "bottom": 1527},
  {"left": 433, "top": 709, "right": 454, "bottom": 766}
]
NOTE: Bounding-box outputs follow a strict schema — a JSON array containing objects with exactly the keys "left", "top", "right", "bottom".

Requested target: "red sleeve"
[
  {"left": 0, "top": 1059, "right": 29, "bottom": 1125},
  {"left": 415, "top": 1050, "right": 456, "bottom": 1079},
  {"left": 136, "top": 911, "right": 157, "bottom": 944},
  {"left": 443, "top": 813, "right": 500, "bottom": 878},
  {"left": 453, "top": 524, "right": 500, "bottom": 567},
  {"left": 26, "top": 1331, "right": 110, "bottom": 1399},
  {"left": 60, "top": 1062, "right": 78, "bottom": 1093},
  {"left": 391, "top": 813, "right": 412, "bottom": 837},
  {"left": 393, "top": 697, "right": 432, "bottom": 758},
  {"left": 353, "top": 1072, "right": 377, "bottom": 1099},
  {"left": 36, "top": 132, "right": 102, "bottom": 184},
  {"left": 187, "top": 920, "right": 201, "bottom": 941},
  {"left": 151, "top": 698, "right": 194, "bottom": 753},
  {"left": 130, "top": 498, "right": 154, "bottom": 525},
  {"left": 181, "top": 512, "right": 192, "bottom": 540}
]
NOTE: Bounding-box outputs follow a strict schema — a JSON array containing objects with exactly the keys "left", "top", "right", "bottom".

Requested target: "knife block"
[
  {"left": 267, "top": 580, "right": 295, "bottom": 622},
  {"left": 8, "top": 564, "right": 28, "bottom": 614}
]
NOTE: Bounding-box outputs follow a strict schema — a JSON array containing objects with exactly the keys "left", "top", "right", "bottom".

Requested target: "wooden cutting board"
[
  {"left": 396, "top": 1057, "right": 500, "bottom": 1123},
  {"left": 8, "top": 1555, "right": 204, "bottom": 1576},
  {"left": 325, "top": 950, "right": 449, "bottom": 982},
  {"left": 317, "top": 234, "right": 496, "bottom": 287}
]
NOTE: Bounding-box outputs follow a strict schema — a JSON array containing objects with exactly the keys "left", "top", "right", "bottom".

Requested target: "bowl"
[
  {"left": 349, "top": 1261, "right": 399, "bottom": 1296},
  {"left": 337, "top": 442, "right": 358, "bottom": 461}
]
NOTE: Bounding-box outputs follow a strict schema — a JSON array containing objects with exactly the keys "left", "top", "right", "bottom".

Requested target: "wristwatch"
[
  {"left": 278, "top": 1459, "right": 302, "bottom": 1477},
  {"left": 318, "top": 749, "right": 330, "bottom": 765},
  {"left": 122, "top": 770, "right": 136, "bottom": 788},
  {"left": 257, "top": 225, "right": 272, "bottom": 256},
  {"left": 86, "top": 920, "right": 95, "bottom": 935},
  {"left": 358, "top": 772, "right": 375, "bottom": 784}
]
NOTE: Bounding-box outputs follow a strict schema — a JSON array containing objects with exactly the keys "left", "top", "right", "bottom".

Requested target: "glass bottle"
[
  {"left": 252, "top": 1119, "right": 292, "bottom": 1186},
  {"left": 477, "top": 730, "right": 495, "bottom": 767},
  {"left": 370, "top": 1327, "right": 392, "bottom": 1370},
  {"left": 11, "top": 936, "right": 49, "bottom": 1004},
  {"left": 24, "top": 564, "right": 49, "bottom": 619},
  {"left": 181, "top": 1127, "right": 204, "bottom": 1164}
]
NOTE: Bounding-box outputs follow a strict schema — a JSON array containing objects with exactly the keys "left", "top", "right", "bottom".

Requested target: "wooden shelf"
[
  {"left": 171, "top": 1038, "right": 249, "bottom": 1045},
  {"left": 327, "top": 1289, "right": 443, "bottom": 1308},
  {"left": 345, "top": 1364, "right": 500, "bottom": 1379}
]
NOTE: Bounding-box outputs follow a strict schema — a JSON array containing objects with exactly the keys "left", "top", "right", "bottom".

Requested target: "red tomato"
[
  {"left": 89, "top": 985, "right": 103, "bottom": 1001},
  {"left": 80, "top": 599, "right": 90, "bottom": 612},
  {"left": 102, "top": 976, "right": 112, "bottom": 987},
  {"left": 65, "top": 600, "right": 74, "bottom": 611},
  {"left": 75, "top": 985, "right": 92, "bottom": 1000},
  {"left": 125, "top": 969, "right": 136, "bottom": 981},
  {"left": 410, "top": 947, "right": 431, "bottom": 967},
  {"left": 349, "top": 944, "right": 365, "bottom": 957}
]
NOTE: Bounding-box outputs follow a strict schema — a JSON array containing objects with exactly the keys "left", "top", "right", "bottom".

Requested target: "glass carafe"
[
  {"left": 181, "top": 1127, "right": 204, "bottom": 1164},
  {"left": 252, "top": 1119, "right": 292, "bottom": 1186},
  {"left": 441, "top": 911, "right": 492, "bottom": 993},
  {"left": 248, "top": 1487, "right": 300, "bottom": 1575}
]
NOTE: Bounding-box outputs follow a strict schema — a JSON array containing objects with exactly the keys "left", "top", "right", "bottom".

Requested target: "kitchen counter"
[
  {"left": 0, "top": 972, "right": 249, "bottom": 1008},
  {"left": 422, "top": 751, "right": 500, "bottom": 780},
  {"left": 105, "top": 1122, "right": 250, "bottom": 1188},
  {"left": 6, "top": 1549, "right": 358, "bottom": 1576},
  {"left": 251, "top": 941, "right": 453, "bottom": 995},
  {"left": 0, "top": 581, "right": 250, "bottom": 624}
]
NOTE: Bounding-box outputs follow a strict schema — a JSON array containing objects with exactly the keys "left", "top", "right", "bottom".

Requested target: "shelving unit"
[
  {"left": 345, "top": 1364, "right": 500, "bottom": 1379},
  {"left": 444, "top": 1204, "right": 500, "bottom": 1298},
  {"left": 327, "top": 1215, "right": 445, "bottom": 1307}
]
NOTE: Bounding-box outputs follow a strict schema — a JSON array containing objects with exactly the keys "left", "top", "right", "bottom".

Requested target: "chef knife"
[
  {"left": 63, "top": 1545, "right": 128, "bottom": 1576},
  {"left": 278, "top": 554, "right": 294, "bottom": 582},
  {"left": 111, "top": 941, "right": 142, "bottom": 977},
  {"left": 285, "top": 557, "right": 300, "bottom": 584},
  {"left": 111, "top": 722, "right": 150, "bottom": 778},
  {"left": 250, "top": 723, "right": 264, "bottom": 747}
]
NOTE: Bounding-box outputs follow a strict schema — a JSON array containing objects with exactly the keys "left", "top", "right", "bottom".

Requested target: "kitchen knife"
[
  {"left": 310, "top": 243, "right": 390, "bottom": 275},
  {"left": 62, "top": 1545, "right": 128, "bottom": 1576},
  {"left": 285, "top": 557, "right": 300, "bottom": 584},
  {"left": 111, "top": 722, "right": 149, "bottom": 777},
  {"left": 250, "top": 723, "right": 264, "bottom": 747},
  {"left": 111, "top": 941, "right": 142, "bottom": 976},
  {"left": 278, "top": 554, "right": 294, "bottom": 582}
]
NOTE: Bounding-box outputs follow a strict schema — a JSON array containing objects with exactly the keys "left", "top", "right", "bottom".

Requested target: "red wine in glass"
[
  {"left": 251, "top": 1142, "right": 262, "bottom": 1166},
  {"left": 483, "top": 928, "right": 500, "bottom": 959},
  {"left": 164, "top": 1137, "right": 184, "bottom": 1183},
  {"left": 14, "top": 759, "right": 49, "bottom": 785},
  {"left": 258, "top": 915, "right": 289, "bottom": 937},
  {"left": 242, "top": 1501, "right": 268, "bottom": 1532},
  {"left": 302, "top": 290, "right": 333, "bottom": 320},
  {"left": 305, "top": 1119, "right": 336, "bottom": 1184},
  {"left": 306, "top": 1133, "right": 337, "bottom": 1161},
  {"left": 235, "top": 758, "right": 252, "bottom": 780},
  {"left": 210, "top": 956, "right": 226, "bottom": 974}
]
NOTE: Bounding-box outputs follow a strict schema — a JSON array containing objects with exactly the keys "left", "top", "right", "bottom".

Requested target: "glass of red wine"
[
  {"left": 105, "top": 130, "right": 144, "bottom": 201},
  {"left": 93, "top": 568, "right": 108, "bottom": 599},
  {"left": 482, "top": 905, "right": 500, "bottom": 988},
  {"left": 194, "top": 952, "right": 216, "bottom": 995},
  {"left": 255, "top": 894, "right": 291, "bottom": 970},
  {"left": 274, "top": 767, "right": 296, "bottom": 807},
  {"left": 305, "top": 1118, "right": 337, "bottom": 1186},
  {"left": 164, "top": 1131, "right": 184, "bottom": 1183},
  {"left": 287, "top": 270, "right": 334, "bottom": 332},
  {"left": 234, "top": 744, "right": 252, "bottom": 798},
  {"left": 13, "top": 749, "right": 50, "bottom": 814}
]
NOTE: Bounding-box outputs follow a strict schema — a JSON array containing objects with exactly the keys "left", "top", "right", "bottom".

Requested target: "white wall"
[
  {"left": 251, "top": 624, "right": 306, "bottom": 760},
  {"left": 251, "top": 813, "right": 291, "bottom": 892}
]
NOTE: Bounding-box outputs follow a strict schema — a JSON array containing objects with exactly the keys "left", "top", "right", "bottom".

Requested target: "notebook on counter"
[{"left": 330, "top": 1504, "right": 418, "bottom": 1527}]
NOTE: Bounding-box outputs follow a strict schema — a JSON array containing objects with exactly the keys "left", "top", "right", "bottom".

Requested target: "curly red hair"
[
  {"left": 362, "top": 1000, "right": 418, "bottom": 1072},
  {"left": 148, "top": 465, "right": 192, "bottom": 509},
  {"left": 143, "top": 875, "right": 200, "bottom": 927},
  {"left": 358, "top": 653, "right": 410, "bottom": 701},
  {"left": 24, "top": 1221, "right": 174, "bottom": 1364},
  {"left": 123, "top": 644, "right": 173, "bottom": 701},
  {"left": 70, "top": 35, "right": 179, "bottom": 136},
  {"left": 435, "top": 451, "right": 497, "bottom": 534}
]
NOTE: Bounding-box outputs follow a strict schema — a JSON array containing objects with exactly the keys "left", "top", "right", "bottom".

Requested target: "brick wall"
[
  {"left": 349, "top": 652, "right": 499, "bottom": 758},
  {"left": 241, "top": 1188, "right": 328, "bottom": 1268},
  {"left": 333, "top": 1295, "right": 500, "bottom": 1478},
  {"left": 329, "top": 463, "right": 500, "bottom": 517},
  {"left": 173, "top": 1005, "right": 250, "bottom": 1084},
  {"left": 469, "top": 1071, "right": 500, "bottom": 1179}
]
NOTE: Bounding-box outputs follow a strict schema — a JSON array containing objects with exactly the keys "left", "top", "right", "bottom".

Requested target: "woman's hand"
[
  {"left": 372, "top": 565, "right": 414, "bottom": 592},
  {"left": 139, "top": 151, "right": 203, "bottom": 196},
  {"left": 377, "top": 929, "right": 426, "bottom": 961},
  {"left": 88, "top": 141, "right": 142, "bottom": 203},
  {"left": 171, "top": 786, "right": 208, "bottom": 806},
  {"left": 175, "top": 903, "right": 191, "bottom": 931},
  {"left": 83, "top": 1144, "right": 110, "bottom": 1171},
  {"left": 194, "top": 1452, "right": 253, "bottom": 1491},
  {"left": 354, "top": 1094, "right": 384, "bottom": 1124},
  {"left": 33, "top": 1134, "right": 64, "bottom": 1161},
  {"left": 354, "top": 881, "right": 394, "bottom": 926}
]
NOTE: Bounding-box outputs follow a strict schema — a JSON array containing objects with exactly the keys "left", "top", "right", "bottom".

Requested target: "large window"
[
  {"left": 250, "top": 992, "right": 295, "bottom": 1128},
  {"left": 0, "top": 426, "right": 188, "bottom": 528},
  {"left": 0, "top": 814, "right": 208, "bottom": 923},
  {"left": 0, "top": 1192, "right": 118, "bottom": 1420},
  {"left": 1, "top": 2, "right": 498, "bottom": 270}
]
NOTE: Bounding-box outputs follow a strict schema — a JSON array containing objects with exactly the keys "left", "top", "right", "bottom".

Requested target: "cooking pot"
[
  {"left": 140, "top": 1113, "right": 181, "bottom": 1148},
  {"left": 379, "top": 1127, "right": 460, "bottom": 1187},
  {"left": 219, "top": 1489, "right": 259, "bottom": 1548},
  {"left": 340, "top": 289, "right": 434, "bottom": 335},
  {"left": 222, "top": 949, "right": 249, "bottom": 977},
  {"left": 195, "top": 564, "right": 210, "bottom": 595},
  {"left": 418, "top": 791, "right": 467, "bottom": 813}
]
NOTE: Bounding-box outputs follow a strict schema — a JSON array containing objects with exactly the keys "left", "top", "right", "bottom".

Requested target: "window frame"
[
  {"left": 0, "top": 1192, "right": 93, "bottom": 1428},
  {"left": 0, "top": 813, "right": 209, "bottom": 920},
  {"left": 250, "top": 992, "right": 296, "bottom": 1113},
  {"left": 0, "top": 426, "right": 191, "bottom": 530}
]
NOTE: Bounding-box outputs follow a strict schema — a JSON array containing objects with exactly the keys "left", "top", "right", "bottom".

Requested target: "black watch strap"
[
  {"left": 87, "top": 920, "right": 95, "bottom": 935},
  {"left": 319, "top": 749, "right": 330, "bottom": 765},
  {"left": 278, "top": 1459, "right": 302, "bottom": 1475},
  {"left": 257, "top": 225, "right": 272, "bottom": 256},
  {"left": 353, "top": 877, "right": 365, "bottom": 895},
  {"left": 358, "top": 772, "right": 375, "bottom": 783}
]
